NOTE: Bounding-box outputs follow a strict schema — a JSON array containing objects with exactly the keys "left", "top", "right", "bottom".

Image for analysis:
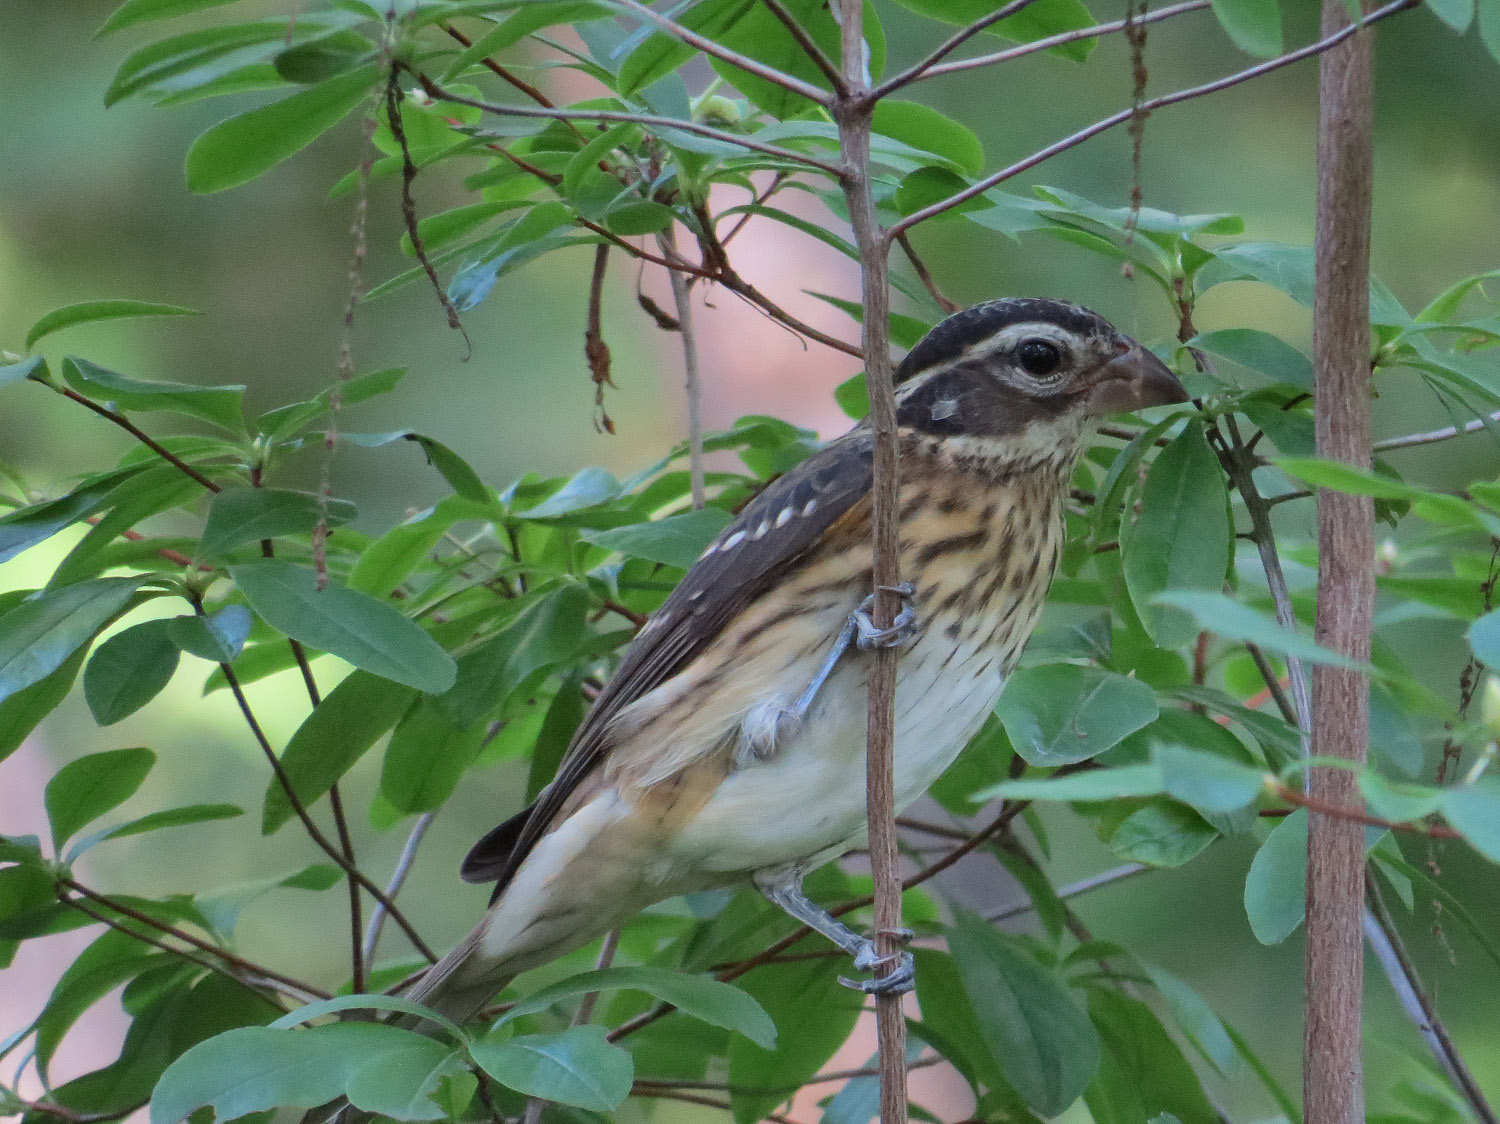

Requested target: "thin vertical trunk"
[
  {"left": 1305, "top": 2, "right": 1375, "bottom": 1121},
  {"left": 834, "top": 4, "right": 908, "bottom": 1123}
]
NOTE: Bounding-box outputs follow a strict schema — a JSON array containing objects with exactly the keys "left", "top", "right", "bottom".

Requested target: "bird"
[{"left": 403, "top": 297, "right": 1188, "bottom": 1024}]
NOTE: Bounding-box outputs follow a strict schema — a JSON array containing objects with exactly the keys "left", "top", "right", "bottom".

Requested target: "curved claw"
[
  {"left": 853, "top": 582, "right": 918, "bottom": 651},
  {"left": 839, "top": 948, "right": 916, "bottom": 996}
]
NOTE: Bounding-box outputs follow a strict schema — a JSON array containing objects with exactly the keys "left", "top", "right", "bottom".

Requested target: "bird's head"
[{"left": 893, "top": 298, "right": 1188, "bottom": 470}]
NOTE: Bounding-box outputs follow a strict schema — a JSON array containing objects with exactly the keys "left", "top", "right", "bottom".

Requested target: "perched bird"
[{"left": 406, "top": 297, "right": 1187, "bottom": 1022}]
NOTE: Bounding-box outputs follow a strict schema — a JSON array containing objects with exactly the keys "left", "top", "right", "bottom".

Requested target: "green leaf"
[
  {"left": 25, "top": 300, "right": 197, "bottom": 350},
  {"left": 97, "top": 0, "right": 245, "bottom": 35},
  {"left": 470, "top": 1026, "right": 632, "bottom": 1112},
  {"left": 62, "top": 356, "right": 245, "bottom": 431},
  {"left": 1108, "top": 800, "right": 1218, "bottom": 867},
  {"left": 891, "top": 0, "right": 1099, "bottom": 60},
  {"left": 728, "top": 961, "right": 863, "bottom": 1124},
  {"left": 1151, "top": 592, "right": 1373, "bottom": 672},
  {"left": 1154, "top": 745, "right": 1266, "bottom": 814},
  {"left": 263, "top": 670, "right": 417, "bottom": 833},
  {"left": 947, "top": 911, "right": 1100, "bottom": 1116},
  {"left": 1084, "top": 989, "right": 1219, "bottom": 1124},
  {"left": 44, "top": 747, "right": 156, "bottom": 850},
  {"left": 66, "top": 803, "right": 243, "bottom": 862},
  {"left": 0, "top": 577, "right": 146, "bottom": 705},
  {"left": 1442, "top": 776, "right": 1500, "bottom": 862},
  {"left": 502, "top": 966, "right": 776, "bottom": 1048},
  {"left": 380, "top": 699, "right": 485, "bottom": 816},
  {"left": 872, "top": 100, "right": 984, "bottom": 176},
  {"left": 1424, "top": 0, "right": 1475, "bottom": 32},
  {"left": 515, "top": 466, "right": 620, "bottom": 519},
  {"left": 195, "top": 863, "right": 339, "bottom": 936},
  {"left": 348, "top": 497, "right": 469, "bottom": 596},
  {"left": 0, "top": 466, "right": 148, "bottom": 565},
  {"left": 84, "top": 620, "right": 180, "bottom": 725},
  {"left": 976, "top": 764, "right": 1166, "bottom": 804},
  {"left": 1275, "top": 457, "right": 1418, "bottom": 500},
  {"left": 1207, "top": 242, "right": 1409, "bottom": 327},
  {"left": 337, "top": 431, "right": 492, "bottom": 503},
  {"left": 1209, "top": 0, "right": 1282, "bottom": 55},
  {"left": 582, "top": 507, "right": 733, "bottom": 568},
  {"left": 435, "top": 584, "right": 589, "bottom": 726},
  {"left": 166, "top": 605, "right": 252, "bottom": 662},
  {"left": 0, "top": 648, "right": 86, "bottom": 765},
  {"left": 996, "top": 663, "right": 1159, "bottom": 766},
  {"left": 151, "top": 1022, "right": 448, "bottom": 1124},
  {"left": 1482, "top": 0, "right": 1500, "bottom": 60},
  {"left": 1243, "top": 808, "right": 1307, "bottom": 944},
  {"left": 1467, "top": 609, "right": 1500, "bottom": 672},
  {"left": 230, "top": 560, "right": 456, "bottom": 692},
  {"left": 1122, "top": 422, "right": 1231, "bottom": 649},
  {"left": 1190, "top": 329, "right": 1311, "bottom": 390},
  {"left": 200, "top": 488, "right": 356, "bottom": 557},
  {"left": 1141, "top": 965, "right": 1242, "bottom": 1079},
  {"left": 185, "top": 64, "right": 378, "bottom": 193},
  {"left": 618, "top": 0, "right": 756, "bottom": 96},
  {"left": 1357, "top": 772, "right": 1445, "bottom": 823},
  {"left": 270, "top": 994, "right": 465, "bottom": 1040}
]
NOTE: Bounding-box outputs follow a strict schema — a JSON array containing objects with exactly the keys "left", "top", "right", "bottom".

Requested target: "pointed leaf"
[
  {"left": 62, "top": 356, "right": 245, "bottom": 431},
  {"left": 25, "top": 300, "right": 196, "bottom": 350},
  {"left": 582, "top": 507, "right": 733, "bottom": 569},
  {"left": 1209, "top": 0, "right": 1282, "bottom": 55},
  {"left": 200, "top": 488, "right": 356, "bottom": 557},
  {"left": 45, "top": 747, "right": 156, "bottom": 850},
  {"left": 470, "top": 1026, "right": 631, "bottom": 1112},
  {"left": 97, "top": 0, "right": 245, "bottom": 35},
  {"left": 84, "top": 619, "right": 180, "bottom": 724},
  {"left": 0, "top": 577, "right": 147, "bottom": 705},
  {"left": 166, "top": 605, "right": 252, "bottom": 662},
  {"left": 1152, "top": 591, "right": 1373, "bottom": 672},
  {"left": 185, "top": 64, "right": 378, "bottom": 193},
  {"left": 230, "top": 560, "right": 455, "bottom": 692},
  {"left": 263, "top": 671, "right": 416, "bottom": 833}
]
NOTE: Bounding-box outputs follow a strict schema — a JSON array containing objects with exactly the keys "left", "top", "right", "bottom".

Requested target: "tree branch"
[
  {"left": 1304, "top": 7, "right": 1376, "bottom": 1116},
  {"left": 52, "top": 386, "right": 221, "bottom": 493},
  {"left": 886, "top": 0, "right": 1419, "bottom": 237},
  {"left": 887, "top": 0, "right": 1209, "bottom": 90},
  {"left": 413, "top": 73, "right": 846, "bottom": 176},
  {"left": 1373, "top": 410, "right": 1500, "bottom": 451},
  {"left": 872, "top": 0, "right": 1044, "bottom": 96},
  {"left": 658, "top": 227, "right": 706, "bottom": 509},
  {"left": 363, "top": 812, "right": 434, "bottom": 964},
  {"left": 759, "top": 0, "right": 846, "bottom": 93}
]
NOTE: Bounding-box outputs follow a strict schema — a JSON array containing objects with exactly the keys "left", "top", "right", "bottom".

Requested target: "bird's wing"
[{"left": 461, "top": 428, "right": 876, "bottom": 893}]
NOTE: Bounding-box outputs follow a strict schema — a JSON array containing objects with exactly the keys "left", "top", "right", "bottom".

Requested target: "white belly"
[{"left": 663, "top": 622, "right": 1006, "bottom": 877}]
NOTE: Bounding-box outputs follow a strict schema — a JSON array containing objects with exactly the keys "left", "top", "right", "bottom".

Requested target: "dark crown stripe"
[{"left": 895, "top": 298, "right": 1111, "bottom": 385}]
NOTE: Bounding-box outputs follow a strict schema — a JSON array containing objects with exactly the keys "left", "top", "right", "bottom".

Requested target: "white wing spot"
[
  {"left": 775, "top": 506, "right": 793, "bottom": 528},
  {"left": 699, "top": 541, "right": 718, "bottom": 559},
  {"left": 752, "top": 520, "right": 770, "bottom": 540},
  {"left": 801, "top": 499, "right": 818, "bottom": 517},
  {"left": 723, "top": 530, "right": 747, "bottom": 550}
]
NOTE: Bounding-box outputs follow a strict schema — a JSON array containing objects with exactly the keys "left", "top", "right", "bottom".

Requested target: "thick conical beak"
[{"left": 1085, "top": 344, "right": 1189, "bottom": 415}]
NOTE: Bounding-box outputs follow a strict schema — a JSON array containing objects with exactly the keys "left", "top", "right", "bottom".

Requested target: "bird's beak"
[{"left": 1085, "top": 344, "right": 1190, "bottom": 415}]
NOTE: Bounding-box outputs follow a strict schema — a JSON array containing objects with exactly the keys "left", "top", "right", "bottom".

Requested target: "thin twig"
[
  {"left": 59, "top": 879, "right": 325, "bottom": 999},
  {"left": 440, "top": 23, "right": 568, "bottom": 114},
  {"left": 219, "top": 662, "right": 438, "bottom": 962},
  {"left": 887, "top": 0, "right": 1419, "bottom": 237},
  {"left": 363, "top": 812, "right": 435, "bottom": 964},
  {"left": 53, "top": 387, "right": 220, "bottom": 492},
  {"left": 1364, "top": 875, "right": 1499, "bottom": 1124},
  {"left": 1374, "top": 411, "right": 1500, "bottom": 451},
  {"left": 872, "top": 0, "right": 1044, "bottom": 96},
  {"left": 896, "top": 232, "right": 959, "bottom": 314},
  {"left": 759, "top": 0, "right": 846, "bottom": 93},
  {"left": 986, "top": 862, "right": 1150, "bottom": 923},
  {"left": 897, "top": 0, "right": 1210, "bottom": 88},
  {"left": 413, "top": 75, "right": 846, "bottom": 176},
  {"left": 658, "top": 227, "right": 706, "bottom": 509}
]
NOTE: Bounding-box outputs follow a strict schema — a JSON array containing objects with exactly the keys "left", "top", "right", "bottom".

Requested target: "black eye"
[{"left": 1017, "top": 338, "right": 1063, "bottom": 377}]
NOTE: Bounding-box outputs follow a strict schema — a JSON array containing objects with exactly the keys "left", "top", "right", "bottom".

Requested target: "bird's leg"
[
  {"left": 753, "top": 868, "right": 915, "bottom": 995},
  {"left": 788, "top": 582, "right": 918, "bottom": 721}
]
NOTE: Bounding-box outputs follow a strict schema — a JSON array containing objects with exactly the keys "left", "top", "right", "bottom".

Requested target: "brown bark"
[{"left": 1305, "top": 2, "right": 1376, "bottom": 1121}]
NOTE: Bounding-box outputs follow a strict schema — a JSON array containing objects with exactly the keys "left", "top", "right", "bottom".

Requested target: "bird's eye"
[{"left": 1017, "top": 338, "right": 1063, "bottom": 377}]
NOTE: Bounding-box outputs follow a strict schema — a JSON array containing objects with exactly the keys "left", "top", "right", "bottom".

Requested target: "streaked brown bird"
[{"left": 407, "top": 297, "right": 1187, "bottom": 1021}]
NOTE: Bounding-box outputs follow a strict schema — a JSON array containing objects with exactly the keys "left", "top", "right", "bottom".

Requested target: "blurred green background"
[{"left": 2, "top": 2, "right": 1499, "bottom": 1120}]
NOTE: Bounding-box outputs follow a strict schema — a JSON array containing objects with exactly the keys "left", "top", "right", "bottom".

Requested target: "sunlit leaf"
[
  {"left": 25, "top": 300, "right": 197, "bottom": 350},
  {"left": 62, "top": 356, "right": 245, "bottom": 431},
  {"left": 0, "top": 577, "right": 147, "bottom": 706}
]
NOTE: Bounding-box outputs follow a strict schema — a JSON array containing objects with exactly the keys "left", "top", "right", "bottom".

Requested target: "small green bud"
[{"left": 692, "top": 94, "right": 743, "bottom": 127}]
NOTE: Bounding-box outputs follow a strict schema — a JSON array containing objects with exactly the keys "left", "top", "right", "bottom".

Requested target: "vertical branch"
[
  {"left": 832, "top": 3, "right": 907, "bottom": 1123},
  {"left": 658, "top": 228, "right": 706, "bottom": 509},
  {"left": 1305, "top": 2, "right": 1376, "bottom": 1120}
]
